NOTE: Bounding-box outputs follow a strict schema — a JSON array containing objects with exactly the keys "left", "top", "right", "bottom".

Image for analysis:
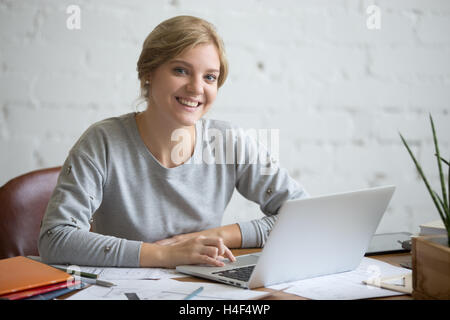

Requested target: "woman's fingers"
[
  {"left": 223, "top": 246, "right": 236, "bottom": 262},
  {"left": 201, "top": 245, "right": 220, "bottom": 259},
  {"left": 197, "top": 236, "right": 236, "bottom": 265},
  {"left": 163, "top": 235, "right": 236, "bottom": 267},
  {"left": 199, "top": 254, "right": 226, "bottom": 267}
]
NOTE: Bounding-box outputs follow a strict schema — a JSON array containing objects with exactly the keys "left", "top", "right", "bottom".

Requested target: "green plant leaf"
[
  {"left": 430, "top": 114, "right": 449, "bottom": 214},
  {"left": 434, "top": 187, "right": 450, "bottom": 232},
  {"left": 434, "top": 154, "right": 450, "bottom": 166},
  {"left": 434, "top": 191, "right": 447, "bottom": 215},
  {"left": 399, "top": 132, "right": 446, "bottom": 224}
]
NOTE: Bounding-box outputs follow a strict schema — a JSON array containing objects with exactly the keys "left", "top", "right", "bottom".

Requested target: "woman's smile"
[{"left": 175, "top": 96, "right": 203, "bottom": 110}]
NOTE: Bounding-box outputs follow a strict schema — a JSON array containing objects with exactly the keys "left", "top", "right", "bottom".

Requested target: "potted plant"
[{"left": 400, "top": 114, "right": 450, "bottom": 300}]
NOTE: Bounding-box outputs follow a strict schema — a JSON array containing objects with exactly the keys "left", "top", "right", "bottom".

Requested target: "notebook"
[
  {"left": 176, "top": 185, "right": 395, "bottom": 289},
  {"left": 419, "top": 219, "right": 446, "bottom": 236},
  {"left": 1, "top": 280, "right": 82, "bottom": 300},
  {"left": 0, "top": 256, "right": 73, "bottom": 296}
]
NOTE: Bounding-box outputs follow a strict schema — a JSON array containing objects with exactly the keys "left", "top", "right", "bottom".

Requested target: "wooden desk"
[
  {"left": 61, "top": 248, "right": 412, "bottom": 300},
  {"left": 176, "top": 248, "right": 413, "bottom": 300}
]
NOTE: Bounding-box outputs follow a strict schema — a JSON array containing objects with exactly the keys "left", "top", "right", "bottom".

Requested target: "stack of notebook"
[
  {"left": 0, "top": 256, "right": 83, "bottom": 300},
  {"left": 419, "top": 219, "right": 446, "bottom": 236}
]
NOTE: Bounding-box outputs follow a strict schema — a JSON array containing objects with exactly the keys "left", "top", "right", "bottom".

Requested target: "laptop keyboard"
[{"left": 212, "top": 265, "right": 255, "bottom": 282}]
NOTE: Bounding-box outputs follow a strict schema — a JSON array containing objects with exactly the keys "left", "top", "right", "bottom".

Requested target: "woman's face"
[{"left": 147, "top": 43, "right": 221, "bottom": 127}]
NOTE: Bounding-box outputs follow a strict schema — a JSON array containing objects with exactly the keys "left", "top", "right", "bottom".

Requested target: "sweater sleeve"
[
  {"left": 234, "top": 131, "right": 309, "bottom": 248},
  {"left": 38, "top": 129, "right": 142, "bottom": 267}
]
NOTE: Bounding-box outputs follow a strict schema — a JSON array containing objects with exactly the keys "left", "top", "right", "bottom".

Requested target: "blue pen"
[{"left": 184, "top": 286, "right": 204, "bottom": 300}]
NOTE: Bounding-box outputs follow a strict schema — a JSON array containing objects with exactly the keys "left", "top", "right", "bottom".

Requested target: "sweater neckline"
[{"left": 126, "top": 112, "right": 203, "bottom": 177}]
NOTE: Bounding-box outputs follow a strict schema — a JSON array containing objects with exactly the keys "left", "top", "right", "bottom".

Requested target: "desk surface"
[
  {"left": 61, "top": 248, "right": 412, "bottom": 300},
  {"left": 176, "top": 248, "right": 413, "bottom": 300}
]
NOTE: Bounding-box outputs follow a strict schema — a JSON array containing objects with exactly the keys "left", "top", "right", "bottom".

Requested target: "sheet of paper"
[
  {"left": 268, "top": 257, "right": 411, "bottom": 300},
  {"left": 26, "top": 256, "right": 185, "bottom": 280},
  {"left": 67, "top": 278, "right": 268, "bottom": 300},
  {"left": 52, "top": 265, "right": 185, "bottom": 280}
]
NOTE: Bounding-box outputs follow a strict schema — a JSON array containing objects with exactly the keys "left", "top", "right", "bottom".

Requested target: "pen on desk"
[
  {"left": 53, "top": 266, "right": 98, "bottom": 279},
  {"left": 80, "top": 276, "right": 116, "bottom": 287},
  {"left": 184, "top": 286, "right": 204, "bottom": 300}
]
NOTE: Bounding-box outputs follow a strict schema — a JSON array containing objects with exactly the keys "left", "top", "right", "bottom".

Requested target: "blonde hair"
[{"left": 136, "top": 16, "right": 228, "bottom": 104}]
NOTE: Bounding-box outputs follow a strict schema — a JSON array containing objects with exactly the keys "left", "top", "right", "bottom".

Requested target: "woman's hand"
[
  {"left": 140, "top": 235, "right": 236, "bottom": 268},
  {"left": 161, "top": 235, "right": 236, "bottom": 268},
  {"left": 155, "top": 224, "right": 242, "bottom": 248},
  {"left": 140, "top": 224, "right": 242, "bottom": 268}
]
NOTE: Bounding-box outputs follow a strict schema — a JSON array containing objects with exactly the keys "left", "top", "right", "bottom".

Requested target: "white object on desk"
[
  {"left": 268, "top": 257, "right": 412, "bottom": 300},
  {"left": 419, "top": 219, "right": 446, "bottom": 236},
  {"left": 26, "top": 256, "right": 185, "bottom": 280},
  {"left": 66, "top": 278, "right": 269, "bottom": 300},
  {"left": 51, "top": 265, "right": 185, "bottom": 280},
  {"left": 363, "top": 273, "right": 412, "bottom": 294}
]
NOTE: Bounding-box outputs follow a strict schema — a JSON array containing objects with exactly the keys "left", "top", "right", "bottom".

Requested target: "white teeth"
[{"left": 178, "top": 98, "right": 199, "bottom": 107}]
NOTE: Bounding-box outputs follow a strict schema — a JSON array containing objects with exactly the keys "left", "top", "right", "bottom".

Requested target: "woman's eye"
[
  {"left": 205, "top": 74, "right": 217, "bottom": 82},
  {"left": 174, "top": 67, "right": 187, "bottom": 75}
]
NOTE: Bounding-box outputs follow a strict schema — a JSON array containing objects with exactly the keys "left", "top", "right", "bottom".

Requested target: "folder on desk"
[{"left": 0, "top": 256, "right": 73, "bottom": 297}]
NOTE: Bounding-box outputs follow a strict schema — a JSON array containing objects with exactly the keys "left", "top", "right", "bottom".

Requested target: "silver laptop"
[{"left": 176, "top": 185, "right": 395, "bottom": 289}]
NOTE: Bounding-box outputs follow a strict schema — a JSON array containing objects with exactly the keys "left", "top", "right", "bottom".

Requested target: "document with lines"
[
  {"left": 66, "top": 278, "right": 268, "bottom": 300},
  {"left": 51, "top": 264, "right": 185, "bottom": 280},
  {"left": 28, "top": 256, "right": 185, "bottom": 280},
  {"left": 268, "top": 257, "right": 411, "bottom": 300}
]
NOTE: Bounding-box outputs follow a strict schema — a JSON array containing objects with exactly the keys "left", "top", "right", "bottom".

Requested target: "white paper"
[
  {"left": 28, "top": 255, "right": 185, "bottom": 280},
  {"left": 52, "top": 265, "right": 185, "bottom": 280},
  {"left": 67, "top": 278, "right": 268, "bottom": 300},
  {"left": 268, "top": 257, "right": 411, "bottom": 300}
]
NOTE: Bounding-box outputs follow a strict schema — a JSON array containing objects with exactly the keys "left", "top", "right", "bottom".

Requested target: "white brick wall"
[{"left": 1, "top": 0, "right": 449, "bottom": 237}]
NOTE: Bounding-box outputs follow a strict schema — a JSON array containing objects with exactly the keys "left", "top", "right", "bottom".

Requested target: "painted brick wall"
[{"left": 1, "top": 0, "right": 449, "bottom": 235}]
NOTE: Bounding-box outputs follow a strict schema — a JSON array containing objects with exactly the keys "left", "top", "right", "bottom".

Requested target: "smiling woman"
[
  {"left": 135, "top": 16, "right": 228, "bottom": 168},
  {"left": 37, "top": 15, "right": 308, "bottom": 269},
  {"left": 137, "top": 15, "right": 228, "bottom": 97},
  {"left": 141, "top": 44, "right": 220, "bottom": 128}
]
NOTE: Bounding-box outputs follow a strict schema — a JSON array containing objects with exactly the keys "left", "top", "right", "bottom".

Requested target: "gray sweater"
[{"left": 38, "top": 113, "right": 308, "bottom": 267}]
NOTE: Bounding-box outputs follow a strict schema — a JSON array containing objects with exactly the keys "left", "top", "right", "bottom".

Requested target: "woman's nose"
[{"left": 186, "top": 76, "right": 204, "bottom": 95}]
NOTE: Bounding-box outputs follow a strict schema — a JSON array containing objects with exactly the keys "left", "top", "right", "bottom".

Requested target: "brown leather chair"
[{"left": 0, "top": 167, "right": 61, "bottom": 259}]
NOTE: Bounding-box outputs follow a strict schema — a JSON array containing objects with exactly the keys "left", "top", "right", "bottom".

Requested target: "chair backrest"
[{"left": 0, "top": 167, "right": 61, "bottom": 259}]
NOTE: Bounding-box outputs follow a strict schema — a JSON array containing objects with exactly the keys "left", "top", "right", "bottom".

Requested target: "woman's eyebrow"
[{"left": 170, "top": 59, "right": 220, "bottom": 73}]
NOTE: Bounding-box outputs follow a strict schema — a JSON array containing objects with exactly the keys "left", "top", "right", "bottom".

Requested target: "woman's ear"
[
  {"left": 142, "top": 72, "right": 152, "bottom": 87},
  {"left": 144, "top": 74, "right": 151, "bottom": 85},
  {"left": 140, "top": 74, "right": 152, "bottom": 101}
]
